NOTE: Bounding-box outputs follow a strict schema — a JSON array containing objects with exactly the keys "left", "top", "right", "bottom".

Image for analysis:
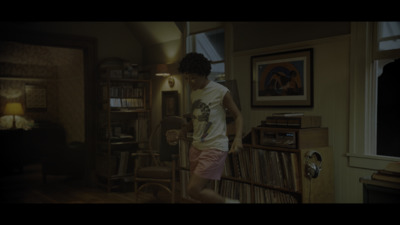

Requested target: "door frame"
[{"left": 1, "top": 27, "right": 98, "bottom": 183}]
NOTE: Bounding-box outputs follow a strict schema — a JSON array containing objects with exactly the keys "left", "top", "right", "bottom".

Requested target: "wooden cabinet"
[
  {"left": 95, "top": 58, "right": 151, "bottom": 192},
  {"left": 178, "top": 126, "right": 334, "bottom": 203}
]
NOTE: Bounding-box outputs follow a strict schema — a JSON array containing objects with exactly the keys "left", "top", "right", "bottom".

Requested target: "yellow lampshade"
[{"left": 4, "top": 102, "right": 24, "bottom": 116}]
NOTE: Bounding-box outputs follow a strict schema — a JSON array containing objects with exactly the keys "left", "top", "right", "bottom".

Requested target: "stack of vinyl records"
[{"left": 265, "top": 113, "right": 321, "bottom": 128}]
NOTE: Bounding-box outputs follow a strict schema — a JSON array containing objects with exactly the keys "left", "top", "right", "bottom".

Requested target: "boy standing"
[{"left": 167, "top": 53, "right": 243, "bottom": 203}]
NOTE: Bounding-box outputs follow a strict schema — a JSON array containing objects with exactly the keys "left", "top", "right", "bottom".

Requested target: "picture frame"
[
  {"left": 251, "top": 48, "right": 313, "bottom": 107},
  {"left": 25, "top": 84, "right": 47, "bottom": 111},
  {"left": 162, "top": 91, "right": 179, "bottom": 118}
]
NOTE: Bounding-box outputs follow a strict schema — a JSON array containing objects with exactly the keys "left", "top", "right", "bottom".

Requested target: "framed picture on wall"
[
  {"left": 25, "top": 84, "right": 47, "bottom": 111},
  {"left": 162, "top": 91, "right": 179, "bottom": 118},
  {"left": 251, "top": 48, "right": 313, "bottom": 107}
]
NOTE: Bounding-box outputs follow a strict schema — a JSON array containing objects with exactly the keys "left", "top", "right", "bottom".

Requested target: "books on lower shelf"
[
  {"left": 178, "top": 140, "right": 303, "bottom": 203},
  {"left": 252, "top": 148, "right": 301, "bottom": 192},
  {"left": 218, "top": 179, "right": 252, "bottom": 203},
  {"left": 222, "top": 147, "right": 301, "bottom": 192},
  {"left": 110, "top": 98, "right": 144, "bottom": 109},
  {"left": 108, "top": 114, "right": 148, "bottom": 143},
  {"left": 254, "top": 186, "right": 299, "bottom": 203},
  {"left": 117, "top": 151, "right": 130, "bottom": 176},
  {"left": 102, "top": 84, "right": 146, "bottom": 110}
]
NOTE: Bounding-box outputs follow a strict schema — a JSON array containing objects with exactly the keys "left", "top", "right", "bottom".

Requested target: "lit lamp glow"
[
  {"left": 3, "top": 102, "right": 24, "bottom": 129},
  {"left": 155, "top": 64, "right": 175, "bottom": 88}
]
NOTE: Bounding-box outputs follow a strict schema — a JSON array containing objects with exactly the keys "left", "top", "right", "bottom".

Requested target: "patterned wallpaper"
[{"left": 0, "top": 41, "right": 85, "bottom": 143}]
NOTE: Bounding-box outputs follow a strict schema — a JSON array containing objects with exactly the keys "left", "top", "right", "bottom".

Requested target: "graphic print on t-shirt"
[{"left": 192, "top": 99, "right": 212, "bottom": 142}]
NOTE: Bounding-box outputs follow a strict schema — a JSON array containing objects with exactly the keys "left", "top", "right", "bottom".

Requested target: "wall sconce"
[
  {"left": 3, "top": 102, "right": 24, "bottom": 129},
  {"left": 156, "top": 64, "right": 175, "bottom": 88}
]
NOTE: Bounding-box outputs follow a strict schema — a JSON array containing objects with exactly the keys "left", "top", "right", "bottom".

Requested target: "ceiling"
[{"left": 124, "top": 22, "right": 183, "bottom": 47}]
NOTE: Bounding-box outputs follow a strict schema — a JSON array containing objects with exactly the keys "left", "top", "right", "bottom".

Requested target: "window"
[
  {"left": 374, "top": 22, "right": 400, "bottom": 157},
  {"left": 186, "top": 28, "right": 225, "bottom": 81},
  {"left": 348, "top": 22, "right": 400, "bottom": 169},
  {"left": 376, "top": 22, "right": 400, "bottom": 51},
  {"left": 183, "top": 25, "right": 227, "bottom": 114}
]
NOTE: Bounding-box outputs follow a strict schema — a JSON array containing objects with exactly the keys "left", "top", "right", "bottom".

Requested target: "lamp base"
[{"left": 11, "top": 115, "right": 17, "bottom": 129}]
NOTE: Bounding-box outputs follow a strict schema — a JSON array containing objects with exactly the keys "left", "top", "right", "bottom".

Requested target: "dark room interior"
[{"left": 1, "top": 21, "right": 399, "bottom": 204}]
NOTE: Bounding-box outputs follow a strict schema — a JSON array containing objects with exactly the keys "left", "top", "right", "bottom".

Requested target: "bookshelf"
[
  {"left": 178, "top": 126, "right": 334, "bottom": 203},
  {"left": 95, "top": 58, "right": 151, "bottom": 192}
]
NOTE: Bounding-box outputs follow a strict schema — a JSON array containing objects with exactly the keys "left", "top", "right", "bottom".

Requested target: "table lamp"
[{"left": 4, "top": 102, "right": 24, "bottom": 129}]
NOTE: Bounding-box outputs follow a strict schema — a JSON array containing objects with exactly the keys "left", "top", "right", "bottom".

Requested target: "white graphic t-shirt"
[{"left": 191, "top": 81, "right": 229, "bottom": 152}]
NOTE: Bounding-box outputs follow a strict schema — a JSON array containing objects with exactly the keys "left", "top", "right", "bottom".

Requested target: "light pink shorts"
[{"left": 189, "top": 146, "right": 228, "bottom": 180}]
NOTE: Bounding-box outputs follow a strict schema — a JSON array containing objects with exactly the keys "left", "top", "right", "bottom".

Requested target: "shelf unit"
[
  {"left": 95, "top": 58, "right": 151, "bottom": 192},
  {"left": 178, "top": 126, "right": 334, "bottom": 203}
]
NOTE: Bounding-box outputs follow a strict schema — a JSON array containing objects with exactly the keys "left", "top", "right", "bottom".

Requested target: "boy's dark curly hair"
[{"left": 178, "top": 52, "right": 211, "bottom": 77}]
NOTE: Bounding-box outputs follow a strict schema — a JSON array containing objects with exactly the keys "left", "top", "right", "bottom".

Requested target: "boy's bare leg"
[{"left": 187, "top": 174, "right": 225, "bottom": 203}]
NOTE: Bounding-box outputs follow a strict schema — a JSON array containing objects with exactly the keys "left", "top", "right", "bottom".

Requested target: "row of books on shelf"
[
  {"left": 371, "top": 162, "right": 400, "bottom": 184},
  {"left": 107, "top": 86, "right": 145, "bottom": 98},
  {"left": 231, "top": 148, "right": 301, "bottom": 192},
  {"left": 219, "top": 180, "right": 299, "bottom": 203},
  {"left": 223, "top": 148, "right": 251, "bottom": 179},
  {"left": 179, "top": 140, "right": 301, "bottom": 192},
  {"left": 109, "top": 98, "right": 144, "bottom": 108},
  {"left": 252, "top": 148, "right": 301, "bottom": 192},
  {"left": 116, "top": 151, "right": 132, "bottom": 176},
  {"left": 218, "top": 179, "right": 252, "bottom": 203},
  {"left": 100, "top": 64, "right": 139, "bottom": 79},
  {"left": 98, "top": 117, "right": 148, "bottom": 143},
  {"left": 253, "top": 186, "right": 299, "bottom": 203},
  {"left": 180, "top": 169, "right": 298, "bottom": 203}
]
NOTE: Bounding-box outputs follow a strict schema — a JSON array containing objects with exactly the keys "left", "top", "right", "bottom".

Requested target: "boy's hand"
[
  {"left": 229, "top": 137, "right": 243, "bottom": 154},
  {"left": 166, "top": 129, "right": 180, "bottom": 146}
]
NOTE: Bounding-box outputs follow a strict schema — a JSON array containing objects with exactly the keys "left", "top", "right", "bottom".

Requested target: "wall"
[
  {"left": 233, "top": 22, "right": 350, "bottom": 51},
  {"left": 1, "top": 22, "right": 143, "bottom": 62},
  {"left": 233, "top": 35, "right": 374, "bottom": 203},
  {"left": 51, "top": 47, "right": 85, "bottom": 143}
]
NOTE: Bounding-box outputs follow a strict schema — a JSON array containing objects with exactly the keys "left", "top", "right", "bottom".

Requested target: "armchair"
[{"left": 132, "top": 116, "right": 186, "bottom": 203}]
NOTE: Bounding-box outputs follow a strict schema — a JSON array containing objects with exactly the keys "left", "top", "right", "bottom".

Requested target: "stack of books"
[{"left": 371, "top": 162, "right": 400, "bottom": 184}]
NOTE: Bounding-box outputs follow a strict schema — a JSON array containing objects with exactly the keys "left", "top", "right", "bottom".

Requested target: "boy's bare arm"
[{"left": 223, "top": 92, "right": 243, "bottom": 154}]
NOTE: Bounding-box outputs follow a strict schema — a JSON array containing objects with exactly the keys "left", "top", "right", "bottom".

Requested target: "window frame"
[
  {"left": 186, "top": 26, "right": 226, "bottom": 81},
  {"left": 182, "top": 22, "right": 233, "bottom": 115},
  {"left": 348, "top": 22, "right": 400, "bottom": 170}
]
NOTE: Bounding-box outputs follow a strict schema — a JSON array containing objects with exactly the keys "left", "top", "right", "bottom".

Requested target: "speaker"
[{"left": 305, "top": 151, "right": 322, "bottom": 179}]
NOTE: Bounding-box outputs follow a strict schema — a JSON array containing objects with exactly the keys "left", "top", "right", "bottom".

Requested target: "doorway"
[{"left": 1, "top": 29, "right": 97, "bottom": 184}]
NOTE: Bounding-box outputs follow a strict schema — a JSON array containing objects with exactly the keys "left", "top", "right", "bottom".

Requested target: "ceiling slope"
[{"left": 125, "top": 21, "right": 182, "bottom": 47}]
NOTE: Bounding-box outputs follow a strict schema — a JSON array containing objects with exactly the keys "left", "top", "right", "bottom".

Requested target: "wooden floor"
[{"left": 0, "top": 163, "right": 179, "bottom": 204}]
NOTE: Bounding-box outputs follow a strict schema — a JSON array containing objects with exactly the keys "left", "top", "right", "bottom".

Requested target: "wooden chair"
[{"left": 132, "top": 116, "right": 185, "bottom": 203}]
